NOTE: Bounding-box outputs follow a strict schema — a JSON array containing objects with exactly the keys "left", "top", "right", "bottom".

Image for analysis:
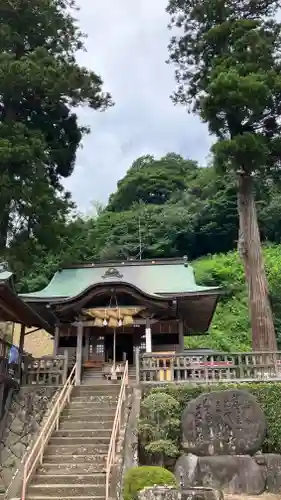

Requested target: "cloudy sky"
[{"left": 64, "top": 0, "right": 212, "bottom": 212}]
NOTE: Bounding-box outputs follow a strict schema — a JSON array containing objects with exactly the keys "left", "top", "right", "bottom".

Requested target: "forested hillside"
[
  {"left": 4, "top": 153, "right": 281, "bottom": 351},
  {"left": 192, "top": 246, "right": 281, "bottom": 350}
]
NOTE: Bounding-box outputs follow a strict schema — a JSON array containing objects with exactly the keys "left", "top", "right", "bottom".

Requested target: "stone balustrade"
[
  {"left": 21, "top": 353, "right": 69, "bottom": 386},
  {"left": 139, "top": 351, "right": 281, "bottom": 383}
]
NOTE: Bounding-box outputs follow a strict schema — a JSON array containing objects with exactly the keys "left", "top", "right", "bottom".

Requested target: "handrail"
[
  {"left": 105, "top": 360, "right": 128, "bottom": 500},
  {"left": 21, "top": 363, "right": 77, "bottom": 500}
]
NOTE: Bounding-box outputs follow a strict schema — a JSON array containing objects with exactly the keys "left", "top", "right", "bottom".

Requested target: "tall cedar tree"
[
  {"left": 0, "top": 0, "right": 112, "bottom": 251},
  {"left": 167, "top": 0, "right": 281, "bottom": 350}
]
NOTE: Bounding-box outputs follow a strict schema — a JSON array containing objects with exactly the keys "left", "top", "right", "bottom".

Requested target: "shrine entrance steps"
[
  {"left": 82, "top": 365, "right": 136, "bottom": 385},
  {"left": 25, "top": 384, "right": 120, "bottom": 500}
]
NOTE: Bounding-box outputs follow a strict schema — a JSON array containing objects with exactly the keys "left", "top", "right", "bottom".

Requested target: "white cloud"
[{"left": 64, "top": 0, "right": 212, "bottom": 211}]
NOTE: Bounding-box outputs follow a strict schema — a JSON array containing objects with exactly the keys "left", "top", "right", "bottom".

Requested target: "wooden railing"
[
  {"left": 21, "top": 363, "right": 76, "bottom": 500},
  {"left": 105, "top": 361, "right": 128, "bottom": 500},
  {"left": 140, "top": 351, "right": 281, "bottom": 383},
  {"left": 22, "top": 352, "right": 69, "bottom": 386}
]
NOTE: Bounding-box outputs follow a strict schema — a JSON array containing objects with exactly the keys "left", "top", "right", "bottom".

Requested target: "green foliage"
[
  {"left": 0, "top": 0, "right": 111, "bottom": 252},
  {"left": 138, "top": 393, "right": 181, "bottom": 465},
  {"left": 5, "top": 143, "right": 281, "bottom": 351},
  {"left": 167, "top": 0, "right": 281, "bottom": 349},
  {"left": 145, "top": 383, "right": 281, "bottom": 455},
  {"left": 107, "top": 154, "right": 198, "bottom": 212},
  {"left": 184, "top": 244, "right": 281, "bottom": 350},
  {"left": 123, "top": 466, "right": 177, "bottom": 500}
]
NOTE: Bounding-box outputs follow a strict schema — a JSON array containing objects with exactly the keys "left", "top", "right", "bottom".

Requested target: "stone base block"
[
  {"left": 175, "top": 454, "right": 266, "bottom": 495},
  {"left": 181, "top": 487, "right": 223, "bottom": 500}
]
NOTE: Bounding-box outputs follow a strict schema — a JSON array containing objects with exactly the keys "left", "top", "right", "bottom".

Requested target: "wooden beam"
[
  {"left": 53, "top": 325, "right": 60, "bottom": 356},
  {"left": 19, "top": 324, "right": 25, "bottom": 353},
  {"left": 179, "top": 319, "right": 184, "bottom": 352},
  {"left": 0, "top": 298, "right": 19, "bottom": 322},
  {"left": 84, "top": 328, "right": 89, "bottom": 362},
  {"left": 56, "top": 284, "right": 171, "bottom": 313},
  {"left": 72, "top": 318, "right": 158, "bottom": 327}
]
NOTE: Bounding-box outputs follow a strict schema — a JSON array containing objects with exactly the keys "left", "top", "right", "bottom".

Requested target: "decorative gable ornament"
[{"left": 102, "top": 267, "right": 123, "bottom": 279}]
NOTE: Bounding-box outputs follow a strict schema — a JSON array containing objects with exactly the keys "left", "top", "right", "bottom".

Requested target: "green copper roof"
[
  {"left": 0, "top": 262, "right": 13, "bottom": 283},
  {"left": 0, "top": 271, "right": 13, "bottom": 282},
  {"left": 20, "top": 260, "right": 219, "bottom": 301}
]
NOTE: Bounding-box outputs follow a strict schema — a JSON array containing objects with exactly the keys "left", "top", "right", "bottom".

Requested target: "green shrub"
[
  {"left": 143, "top": 383, "right": 281, "bottom": 454},
  {"left": 138, "top": 392, "right": 180, "bottom": 465},
  {"left": 123, "top": 466, "right": 177, "bottom": 500}
]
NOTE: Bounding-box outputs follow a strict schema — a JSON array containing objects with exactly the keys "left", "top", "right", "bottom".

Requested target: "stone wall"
[{"left": 0, "top": 386, "right": 58, "bottom": 490}]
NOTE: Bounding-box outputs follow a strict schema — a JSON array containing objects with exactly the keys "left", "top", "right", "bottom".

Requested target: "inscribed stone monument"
[{"left": 181, "top": 389, "right": 266, "bottom": 456}]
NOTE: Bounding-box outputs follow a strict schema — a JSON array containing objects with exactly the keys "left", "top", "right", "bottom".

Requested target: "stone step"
[
  {"left": 27, "top": 496, "right": 104, "bottom": 500},
  {"left": 72, "top": 386, "right": 120, "bottom": 396},
  {"left": 38, "top": 460, "right": 107, "bottom": 475},
  {"left": 68, "top": 400, "right": 117, "bottom": 409},
  {"left": 62, "top": 408, "right": 115, "bottom": 418},
  {"left": 49, "top": 435, "right": 110, "bottom": 445},
  {"left": 59, "top": 420, "right": 113, "bottom": 430},
  {"left": 28, "top": 484, "right": 105, "bottom": 497},
  {"left": 33, "top": 474, "right": 105, "bottom": 485},
  {"left": 46, "top": 442, "right": 109, "bottom": 455},
  {"left": 42, "top": 454, "right": 107, "bottom": 465},
  {"left": 54, "top": 429, "right": 112, "bottom": 438},
  {"left": 73, "top": 395, "right": 118, "bottom": 403},
  {"left": 26, "top": 497, "right": 104, "bottom": 500},
  {"left": 60, "top": 413, "right": 114, "bottom": 423},
  {"left": 82, "top": 381, "right": 110, "bottom": 386}
]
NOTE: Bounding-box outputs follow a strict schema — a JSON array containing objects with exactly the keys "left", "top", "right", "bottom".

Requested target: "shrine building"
[{"left": 0, "top": 258, "right": 221, "bottom": 384}]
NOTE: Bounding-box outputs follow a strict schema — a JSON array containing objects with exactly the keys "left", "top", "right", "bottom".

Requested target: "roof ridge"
[{"left": 61, "top": 257, "right": 188, "bottom": 270}]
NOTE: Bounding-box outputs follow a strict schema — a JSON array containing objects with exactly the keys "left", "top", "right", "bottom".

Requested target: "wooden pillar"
[
  {"left": 145, "top": 318, "right": 152, "bottom": 353},
  {"left": 75, "top": 322, "right": 83, "bottom": 385},
  {"left": 84, "top": 328, "right": 90, "bottom": 362},
  {"left": 179, "top": 319, "right": 185, "bottom": 353},
  {"left": 53, "top": 326, "right": 60, "bottom": 356},
  {"left": 19, "top": 324, "right": 25, "bottom": 353}
]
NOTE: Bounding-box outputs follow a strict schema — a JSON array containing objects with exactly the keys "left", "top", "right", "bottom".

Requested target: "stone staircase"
[
  {"left": 83, "top": 365, "right": 136, "bottom": 385},
  {"left": 25, "top": 384, "right": 120, "bottom": 500}
]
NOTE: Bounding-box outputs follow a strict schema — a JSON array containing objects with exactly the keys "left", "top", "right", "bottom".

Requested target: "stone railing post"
[
  {"left": 135, "top": 346, "right": 140, "bottom": 385},
  {"left": 63, "top": 349, "right": 69, "bottom": 384}
]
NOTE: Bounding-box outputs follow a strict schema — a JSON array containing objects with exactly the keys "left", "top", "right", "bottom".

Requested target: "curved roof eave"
[
  {"left": 51, "top": 281, "right": 173, "bottom": 307},
  {"left": 20, "top": 283, "right": 222, "bottom": 305}
]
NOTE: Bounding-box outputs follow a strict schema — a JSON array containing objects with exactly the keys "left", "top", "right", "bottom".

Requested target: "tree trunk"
[
  {"left": 237, "top": 172, "right": 277, "bottom": 351},
  {"left": 0, "top": 209, "right": 10, "bottom": 256}
]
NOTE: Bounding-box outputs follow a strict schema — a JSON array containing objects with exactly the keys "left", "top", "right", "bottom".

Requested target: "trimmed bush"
[
  {"left": 123, "top": 466, "right": 177, "bottom": 500},
  {"left": 138, "top": 393, "right": 180, "bottom": 465},
  {"left": 144, "top": 383, "right": 281, "bottom": 454}
]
